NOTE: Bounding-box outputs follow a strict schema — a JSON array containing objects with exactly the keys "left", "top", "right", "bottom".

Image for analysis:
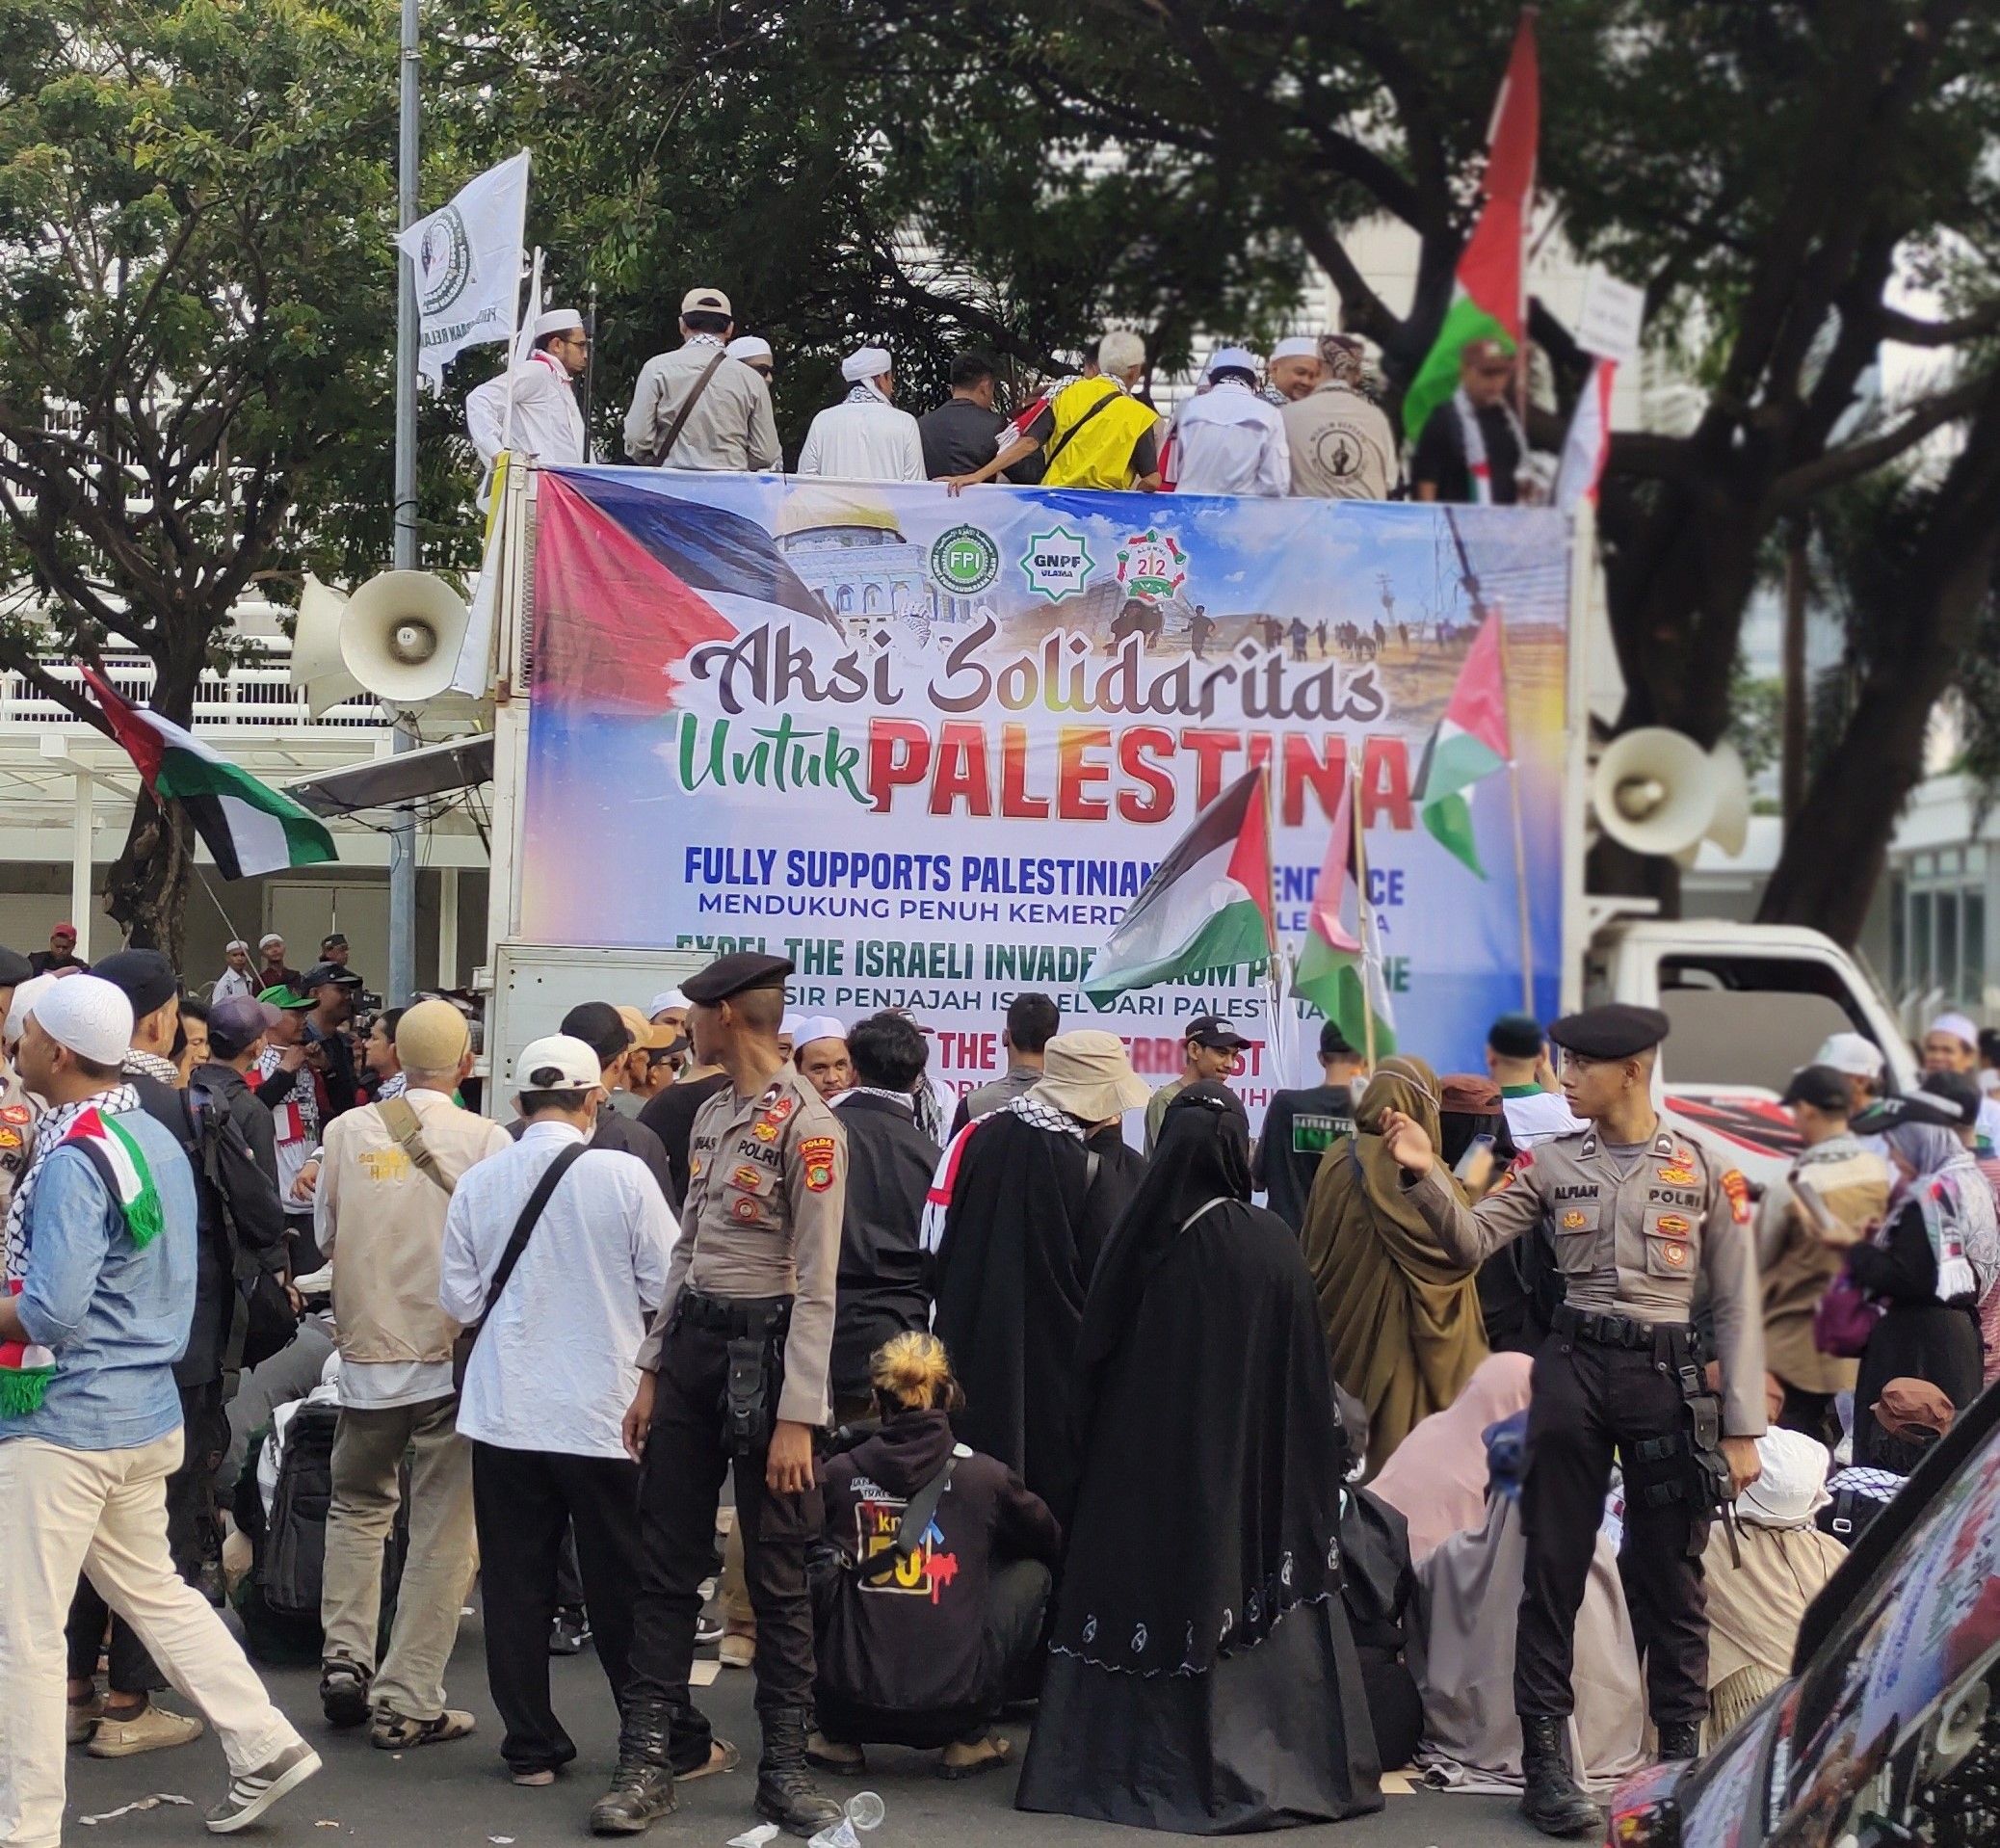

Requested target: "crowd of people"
[
  {"left": 2, "top": 925, "right": 1996, "bottom": 1844},
  {"left": 471, "top": 283, "right": 1539, "bottom": 505}
]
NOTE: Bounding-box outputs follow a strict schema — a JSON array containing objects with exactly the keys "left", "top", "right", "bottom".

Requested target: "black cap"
[
  {"left": 1921, "top": 1069, "right": 1984, "bottom": 1123},
  {"left": 1185, "top": 1013, "right": 1250, "bottom": 1052},
  {"left": 1487, "top": 1012, "right": 1544, "bottom": 1060},
  {"left": 1854, "top": 1087, "right": 1975, "bottom": 1135},
  {"left": 321, "top": 933, "right": 348, "bottom": 950},
  {"left": 0, "top": 945, "right": 32, "bottom": 989},
  {"left": 92, "top": 948, "right": 179, "bottom": 1018},
  {"left": 298, "top": 961, "right": 362, "bottom": 991},
  {"left": 1317, "top": 1019, "right": 1357, "bottom": 1063},
  {"left": 1546, "top": 1004, "right": 1671, "bottom": 1061},
  {"left": 1780, "top": 1064, "right": 1852, "bottom": 1114},
  {"left": 682, "top": 951, "right": 794, "bottom": 1005},
  {"left": 208, "top": 996, "right": 282, "bottom": 1057},
  {"left": 561, "top": 1000, "right": 633, "bottom": 1064}
]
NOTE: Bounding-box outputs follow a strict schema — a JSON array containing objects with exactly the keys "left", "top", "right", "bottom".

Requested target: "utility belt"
[
  {"left": 672, "top": 1290, "right": 793, "bottom": 1457},
  {"left": 1551, "top": 1304, "right": 1688, "bottom": 1352},
  {"left": 1590, "top": 1318, "right": 1740, "bottom": 1563}
]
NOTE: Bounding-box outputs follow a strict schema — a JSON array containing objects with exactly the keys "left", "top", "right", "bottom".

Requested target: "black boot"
[
  {"left": 1518, "top": 1715, "right": 1605, "bottom": 1838},
  {"left": 590, "top": 1699, "right": 676, "bottom": 1836},
  {"left": 1657, "top": 1720, "right": 1702, "bottom": 1763},
  {"left": 754, "top": 1707, "right": 844, "bottom": 1839}
]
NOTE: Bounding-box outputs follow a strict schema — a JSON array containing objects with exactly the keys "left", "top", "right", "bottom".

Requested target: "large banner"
[{"left": 519, "top": 466, "right": 1571, "bottom": 1110}]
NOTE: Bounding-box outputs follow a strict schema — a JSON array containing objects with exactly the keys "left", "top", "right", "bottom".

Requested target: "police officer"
[
  {"left": 1380, "top": 1005, "right": 1766, "bottom": 1838},
  {"left": 595, "top": 953, "right": 847, "bottom": 1840}
]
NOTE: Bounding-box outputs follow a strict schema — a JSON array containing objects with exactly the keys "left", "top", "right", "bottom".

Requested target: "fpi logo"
[
  {"left": 413, "top": 207, "right": 474, "bottom": 317},
  {"left": 1115, "top": 527, "right": 1187, "bottom": 600},
  {"left": 1018, "top": 524, "right": 1095, "bottom": 604},
  {"left": 929, "top": 524, "right": 1000, "bottom": 595}
]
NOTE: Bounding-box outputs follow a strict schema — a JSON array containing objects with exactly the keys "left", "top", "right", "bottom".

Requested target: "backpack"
[{"left": 187, "top": 1083, "right": 298, "bottom": 1386}]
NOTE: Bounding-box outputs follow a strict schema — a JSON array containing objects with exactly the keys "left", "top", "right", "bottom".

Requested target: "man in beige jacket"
[{"left": 315, "top": 1001, "right": 511, "bottom": 1748}]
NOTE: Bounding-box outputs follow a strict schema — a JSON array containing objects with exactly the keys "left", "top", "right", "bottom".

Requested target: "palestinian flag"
[
  {"left": 1401, "top": 14, "right": 1539, "bottom": 444},
  {"left": 1085, "top": 768, "right": 1276, "bottom": 999},
  {"left": 1416, "top": 607, "right": 1512, "bottom": 877},
  {"left": 1292, "top": 772, "right": 1397, "bottom": 1056},
  {"left": 80, "top": 666, "right": 336, "bottom": 879},
  {"left": 1557, "top": 356, "right": 1617, "bottom": 512}
]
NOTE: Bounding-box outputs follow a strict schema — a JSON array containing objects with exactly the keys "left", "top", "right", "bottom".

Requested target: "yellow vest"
[{"left": 1041, "top": 378, "right": 1160, "bottom": 490}]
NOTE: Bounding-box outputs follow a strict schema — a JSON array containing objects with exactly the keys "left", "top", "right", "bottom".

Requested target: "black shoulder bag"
[{"left": 452, "top": 1143, "right": 588, "bottom": 1391}]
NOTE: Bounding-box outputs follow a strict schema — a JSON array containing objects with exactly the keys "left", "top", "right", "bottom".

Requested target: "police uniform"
[
  {"left": 607, "top": 953, "right": 847, "bottom": 1836},
  {"left": 1399, "top": 1007, "right": 1765, "bottom": 1798}
]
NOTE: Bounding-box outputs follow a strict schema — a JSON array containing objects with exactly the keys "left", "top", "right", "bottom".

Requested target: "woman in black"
[
  {"left": 1016, "top": 1084, "right": 1382, "bottom": 1833},
  {"left": 1847, "top": 1094, "right": 1991, "bottom": 1471}
]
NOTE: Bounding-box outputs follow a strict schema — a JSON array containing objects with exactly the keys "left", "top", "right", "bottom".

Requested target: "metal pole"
[
  {"left": 582, "top": 282, "right": 598, "bottom": 462},
  {"left": 388, "top": 0, "right": 420, "bottom": 1005}
]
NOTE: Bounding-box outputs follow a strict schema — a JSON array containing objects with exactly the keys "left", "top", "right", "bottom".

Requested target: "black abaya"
[
  {"left": 1849, "top": 1197, "right": 1983, "bottom": 1471},
  {"left": 1017, "top": 1088, "right": 1383, "bottom": 1833}
]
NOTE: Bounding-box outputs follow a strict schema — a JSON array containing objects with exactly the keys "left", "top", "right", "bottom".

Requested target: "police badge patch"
[{"left": 800, "top": 1135, "right": 837, "bottom": 1194}]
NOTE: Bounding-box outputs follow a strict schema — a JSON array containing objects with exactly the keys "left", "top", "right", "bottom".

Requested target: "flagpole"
[
  {"left": 387, "top": 0, "right": 421, "bottom": 1008},
  {"left": 1255, "top": 766, "right": 1292, "bottom": 1093},
  {"left": 498, "top": 246, "right": 542, "bottom": 458},
  {"left": 1492, "top": 606, "right": 1537, "bottom": 1015},
  {"left": 1351, "top": 763, "right": 1377, "bottom": 1070}
]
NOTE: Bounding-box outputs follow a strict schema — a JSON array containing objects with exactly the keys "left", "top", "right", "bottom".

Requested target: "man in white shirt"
[
  {"left": 1169, "top": 347, "right": 1290, "bottom": 497},
  {"left": 797, "top": 345, "right": 926, "bottom": 483},
  {"left": 314, "top": 1001, "right": 512, "bottom": 1752},
  {"left": 438, "top": 1034, "right": 688, "bottom": 1788},
  {"left": 465, "top": 308, "right": 589, "bottom": 474},
  {"left": 213, "top": 938, "right": 256, "bottom": 1004},
  {"left": 1486, "top": 1012, "right": 1588, "bottom": 1147}
]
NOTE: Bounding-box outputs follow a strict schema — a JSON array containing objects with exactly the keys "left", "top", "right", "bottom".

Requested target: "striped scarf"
[
  {"left": 1, "top": 1084, "right": 158, "bottom": 1416},
  {"left": 1452, "top": 387, "right": 1528, "bottom": 505}
]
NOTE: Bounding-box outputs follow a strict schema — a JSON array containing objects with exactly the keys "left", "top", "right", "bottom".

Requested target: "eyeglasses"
[{"left": 748, "top": 362, "right": 774, "bottom": 379}]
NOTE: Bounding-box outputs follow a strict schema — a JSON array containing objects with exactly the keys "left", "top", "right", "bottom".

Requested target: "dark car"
[{"left": 1606, "top": 1380, "right": 2000, "bottom": 1847}]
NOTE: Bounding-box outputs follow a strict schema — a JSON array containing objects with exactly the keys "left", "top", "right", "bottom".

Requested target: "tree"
[
  {"left": 470, "top": 0, "right": 2000, "bottom": 944},
  {"left": 0, "top": 0, "right": 400, "bottom": 960}
]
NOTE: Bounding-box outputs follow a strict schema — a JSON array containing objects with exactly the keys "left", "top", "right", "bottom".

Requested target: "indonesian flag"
[
  {"left": 79, "top": 667, "right": 336, "bottom": 880},
  {"left": 1291, "top": 771, "right": 1397, "bottom": 1056},
  {"left": 1401, "top": 14, "right": 1539, "bottom": 444},
  {"left": 1557, "top": 357, "right": 1617, "bottom": 511},
  {"left": 1415, "top": 609, "right": 1513, "bottom": 877},
  {"left": 1084, "top": 768, "right": 1276, "bottom": 1000}
]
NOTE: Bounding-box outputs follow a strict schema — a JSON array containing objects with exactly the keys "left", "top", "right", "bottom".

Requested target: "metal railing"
[{"left": 0, "top": 649, "right": 389, "bottom": 733}]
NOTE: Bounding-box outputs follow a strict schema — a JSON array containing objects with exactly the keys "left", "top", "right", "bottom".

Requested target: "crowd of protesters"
[
  {"left": 472, "top": 284, "right": 1539, "bottom": 505},
  {"left": 3, "top": 920, "right": 1997, "bottom": 1843}
]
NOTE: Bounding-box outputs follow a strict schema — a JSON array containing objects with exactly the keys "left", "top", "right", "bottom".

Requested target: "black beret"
[
  {"left": 681, "top": 951, "right": 795, "bottom": 1005},
  {"left": 1546, "top": 1004, "right": 1670, "bottom": 1061},
  {"left": 1487, "top": 1012, "right": 1544, "bottom": 1060},
  {"left": 92, "top": 948, "right": 179, "bottom": 1019},
  {"left": 0, "top": 945, "right": 32, "bottom": 989}
]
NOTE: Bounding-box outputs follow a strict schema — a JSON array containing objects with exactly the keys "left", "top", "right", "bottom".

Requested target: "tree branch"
[
  {"left": 1872, "top": 300, "right": 2000, "bottom": 347},
  {"left": 1769, "top": 370, "right": 1995, "bottom": 509}
]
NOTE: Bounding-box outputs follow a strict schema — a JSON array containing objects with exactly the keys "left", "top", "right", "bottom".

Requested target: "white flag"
[
  {"left": 1556, "top": 356, "right": 1616, "bottom": 513},
  {"left": 396, "top": 150, "right": 530, "bottom": 385}
]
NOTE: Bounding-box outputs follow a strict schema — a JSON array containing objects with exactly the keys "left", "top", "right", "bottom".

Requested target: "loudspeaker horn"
[
  {"left": 290, "top": 575, "right": 364, "bottom": 717},
  {"left": 1705, "top": 741, "right": 1750, "bottom": 858},
  {"left": 1590, "top": 726, "right": 1717, "bottom": 859},
  {"left": 338, "top": 570, "right": 470, "bottom": 705}
]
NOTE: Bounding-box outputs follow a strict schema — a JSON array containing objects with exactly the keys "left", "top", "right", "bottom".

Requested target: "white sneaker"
[
  {"left": 88, "top": 1703, "right": 203, "bottom": 1757},
  {"left": 205, "top": 1739, "right": 322, "bottom": 1835}
]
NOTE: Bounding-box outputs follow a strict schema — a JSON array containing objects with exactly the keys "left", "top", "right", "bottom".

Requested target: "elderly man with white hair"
[
  {"left": 465, "top": 307, "right": 590, "bottom": 472},
  {"left": 797, "top": 345, "right": 926, "bottom": 483},
  {"left": 948, "top": 330, "right": 1163, "bottom": 493}
]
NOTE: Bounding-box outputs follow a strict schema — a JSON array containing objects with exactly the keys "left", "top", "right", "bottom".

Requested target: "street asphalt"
[{"left": 59, "top": 1604, "right": 1554, "bottom": 1847}]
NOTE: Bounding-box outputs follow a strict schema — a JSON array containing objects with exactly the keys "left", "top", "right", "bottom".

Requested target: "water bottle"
[{"left": 807, "top": 1791, "right": 885, "bottom": 1848}]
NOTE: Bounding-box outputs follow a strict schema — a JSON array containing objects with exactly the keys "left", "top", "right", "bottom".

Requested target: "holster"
[{"left": 724, "top": 1333, "right": 773, "bottom": 1459}]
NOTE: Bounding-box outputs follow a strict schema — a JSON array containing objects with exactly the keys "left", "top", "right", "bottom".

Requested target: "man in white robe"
[
  {"left": 797, "top": 345, "right": 925, "bottom": 483},
  {"left": 464, "top": 307, "right": 589, "bottom": 474}
]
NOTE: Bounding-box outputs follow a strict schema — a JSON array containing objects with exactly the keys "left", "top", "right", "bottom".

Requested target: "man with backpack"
[{"left": 315, "top": 1000, "right": 509, "bottom": 1750}]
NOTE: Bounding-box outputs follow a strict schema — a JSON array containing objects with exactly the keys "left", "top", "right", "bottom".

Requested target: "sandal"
[
  {"left": 676, "top": 1738, "right": 741, "bottom": 1782},
  {"left": 807, "top": 1732, "right": 866, "bottom": 1776},
  {"left": 318, "top": 1661, "right": 371, "bottom": 1730},
  {"left": 937, "top": 1735, "right": 1013, "bottom": 1781}
]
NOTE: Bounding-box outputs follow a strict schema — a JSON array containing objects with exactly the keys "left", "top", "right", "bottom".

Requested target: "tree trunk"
[{"left": 101, "top": 652, "right": 201, "bottom": 965}]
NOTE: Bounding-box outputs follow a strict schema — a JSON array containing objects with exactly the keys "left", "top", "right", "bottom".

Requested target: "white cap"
[
  {"left": 514, "top": 1033, "right": 603, "bottom": 1091},
  {"left": 681, "top": 286, "right": 731, "bottom": 317},
  {"left": 258, "top": 933, "right": 284, "bottom": 951},
  {"left": 647, "top": 989, "right": 690, "bottom": 1021},
  {"left": 1814, "top": 1032, "right": 1884, "bottom": 1079},
  {"left": 4, "top": 972, "right": 58, "bottom": 1046},
  {"left": 794, "top": 1016, "right": 846, "bottom": 1049},
  {"left": 1928, "top": 1011, "right": 1981, "bottom": 1051},
  {"left": 1207, "top": 346, "right": 1259, "bottom": 375},
  {"left": 726, "top": 336, "right": 772, "bottom": 363},
  {"left": 31, "top": 973, "right": 134, "bottom": 1067},
  {"left": 1737, "top": 1427, "right": 1831, "bottom": 1529},
  {"left": 779, "top": 1013, "right": 803, "bottom": 1038},
  {"left": 225, "top": 938, "right": 249, "bottom": 954},
  {"left": 534, "top": 308, "right": 584, "bottom": 338},
  {"left": 840, "top": 345, "right": 892, "bottom": 383},
  {"left": 1271, "top": 336, "right": 1320, "bottom": 360}
]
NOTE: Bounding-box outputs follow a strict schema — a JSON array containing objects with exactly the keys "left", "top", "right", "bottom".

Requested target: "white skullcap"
[
  {"left": 840, "top": 345, "right": 892, "bottom": 383},
  {"left": 534, "top": 308, "right": 584, "bottom": 338},
  {"left": 31, "top": 973, "right": 134, "bottom": 1067},
  {"left": 1270, "top": 336, "right": 1320, "bottom": 360},
  {"left": 1737, "top": 1427, "right": 1831, "bottom": 1529},
  {"left": 647, "top": 989, "right": 690, "bottom": 1020},
  {"left": 779, "top": 1013, "right": 804, "bottom": 1038},
  {"left": 225, "top": 938, "right": 249, "bottom": 953},
  {"left": 1929, "top": 1011, "right": 1981, "bottom": 1050},
  {"left": 794, "top": 1016, "right": 846, "bottom": 1048},
  {"left": 258, "top": 933, "right": 284, "bottom": 951},
  {"left": 4, "top": 972, "right": 58, "bottom": 1046},
  {"left": 726, "top": 336, "right": 772, "bottom": 363},
  {"left": 1814, "top": 1031, "right": 1884, "bottom": 1079},
  {"left": 1207, "top": 346, "right": 1259, "bottom": 375}
]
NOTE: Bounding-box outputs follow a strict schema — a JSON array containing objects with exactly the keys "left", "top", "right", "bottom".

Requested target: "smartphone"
[{"left": 1454, "top": 1133, "right": 1497, "bottom": 1182}]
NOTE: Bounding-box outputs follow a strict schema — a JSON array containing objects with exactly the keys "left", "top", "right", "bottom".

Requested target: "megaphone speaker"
[
  {"left": 339, "top": 570, "right": 471, "bottom": 705},
  {"left": 1590, "top": 726, "right": 1718, "bottom": 859},
  {"left": 1705, "top": 740, "right": 1751, "bottom": 858}
]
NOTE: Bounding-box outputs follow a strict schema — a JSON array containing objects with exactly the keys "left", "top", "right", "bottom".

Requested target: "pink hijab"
[{"left": 1369, "top": 1352, "right": 1535, "bottom": 1564}]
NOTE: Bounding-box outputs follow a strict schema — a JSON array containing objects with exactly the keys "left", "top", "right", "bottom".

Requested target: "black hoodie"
[{"left": 818, "top": 1408, "right": 1061, "bottom": 1720}]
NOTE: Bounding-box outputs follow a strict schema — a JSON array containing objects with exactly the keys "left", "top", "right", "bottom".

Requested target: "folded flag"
[
  {"left": 1084, "top": 767, "right": 1276, "bottom": 1000},
  {"left": 1292, "top": 772, "right": 1397, "bottom": 1056},
  {"left": 1415, "top": 607, "right": 1512, "bottom": 878},
  {"left": 79, "top": 667, "right": 336, "bottom": 879}
]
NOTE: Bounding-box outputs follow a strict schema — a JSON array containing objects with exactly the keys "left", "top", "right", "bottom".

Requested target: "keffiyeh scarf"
[
  {"left": 1453, "top": 386, "right": 1529, "bottom": 505},
  {"left": 1, "top": 1084, "right": 157, "bottom": 1415},
  {"left": 919, "top": 1092, "right": 1083, "bottom": 1254}
]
